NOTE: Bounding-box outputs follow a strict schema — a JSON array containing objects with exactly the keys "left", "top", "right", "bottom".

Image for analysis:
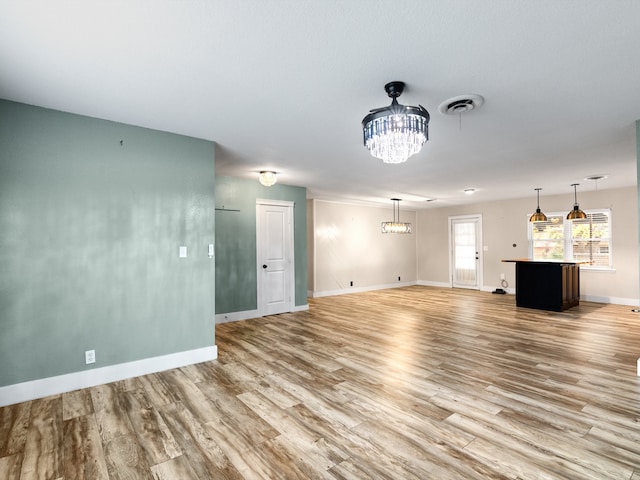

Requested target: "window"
[
  {"left": 528, "top": 209, "right": 612, "bottom": 269},
  {"left": 530, "top": 214, "right": 565, "bottom": 260}
]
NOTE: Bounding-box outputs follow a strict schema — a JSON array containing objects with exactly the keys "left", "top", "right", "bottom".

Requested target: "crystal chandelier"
[
  {"left": 381, "top": 198, "right": 412, "bottom": 234},
  {"left": 362, "top": 81, "right": 430, "bottom": 164}
]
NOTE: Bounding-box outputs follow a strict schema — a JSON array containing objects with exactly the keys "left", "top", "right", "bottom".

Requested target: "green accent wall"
[
  {"left": 0, "top": 100, "right": 216, "bottom": 387},
  {"left": 215, "top": 176, "right": 307, "bottom": 314}
]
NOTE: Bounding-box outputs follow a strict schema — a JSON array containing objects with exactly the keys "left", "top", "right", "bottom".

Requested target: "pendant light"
[
  {"left": 567, "top": 183, "right": 587, "bottom": 220},
  {"left": 381, "top": 198, "right": 412, "bottom": 233},
  {"left": 529, "top": 188, "right": 547, "bottom": 222}
]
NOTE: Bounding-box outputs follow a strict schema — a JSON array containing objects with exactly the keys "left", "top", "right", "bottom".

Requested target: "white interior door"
[
  {"left": 256, "top": 200, "right": 294, "bottom": 316},
  {"left": 449, "top": 215, "right": 483, "bottom": 289}
]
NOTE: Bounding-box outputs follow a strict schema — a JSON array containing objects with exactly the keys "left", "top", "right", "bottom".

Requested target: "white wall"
[
  {"left": 310, "top": 199, "right": 417, "bottom": 296},
  {"left": 417, "top": 186, "right": 639, "bottom": 305}
]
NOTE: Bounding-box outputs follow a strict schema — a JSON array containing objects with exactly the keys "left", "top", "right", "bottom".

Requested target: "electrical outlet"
[
  {"left": 398, "top": 276, "right": 401, "bottom": 281},
  {"left": 500, "top": 273, "right": 505, "bottom": 280},
  {"left": 85, "top": 349, "right": 96, "bottom": 365},
  {"left": 350, "top": 281, "right": 353, "bottom": 287}
]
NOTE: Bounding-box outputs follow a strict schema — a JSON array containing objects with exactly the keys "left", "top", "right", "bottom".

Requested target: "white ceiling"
[{"left": 2, "top": 0, "right": 639, "bottom": 210}]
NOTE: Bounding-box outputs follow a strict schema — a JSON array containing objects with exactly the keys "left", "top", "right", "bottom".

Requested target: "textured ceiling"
[{"left": 1, "top": 0, "right": 639, "bottom": 209}]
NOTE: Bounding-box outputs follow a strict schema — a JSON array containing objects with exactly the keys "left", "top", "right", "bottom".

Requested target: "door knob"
[{"left": 263, "top": 264, "right": 267, "bottom": 269}]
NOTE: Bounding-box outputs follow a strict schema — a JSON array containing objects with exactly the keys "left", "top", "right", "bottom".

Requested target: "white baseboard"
[
  {"left": 310, "top": 281, "right": 636, "bottom": 307},
  {"left": 310, "top": 281, "right": 418, "bottom": 298},
  {"left": 0, "top": 345, "right": 218, "bottom": 408},
  {"left": 215, "top": 304, "right": 309, "bottom": 323},
  {"left": 482, "top": 285, "right": 516, "bottom": 294},
  {"left": 215, "top": 309, "right": 259, "bottom": 323},
  {"left": 416, "top": 280, "right": 451, "bottom": 288},
  {"left": 581, "top": 294, "right": 639, "bottom": 307}
]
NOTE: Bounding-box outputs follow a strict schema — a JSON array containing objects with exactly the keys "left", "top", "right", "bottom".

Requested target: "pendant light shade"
[
  {"left": 362, "top": 82, "right": 430, "bottom": 164},
  {"left": 529, "top": 188, "right": 547, "bottom": 222},
  {"left": 567, "top": 183, "right": 587, "bottom": 220},
  {"left": 381, "top": 198, "right": 412, "bottom": 234}
]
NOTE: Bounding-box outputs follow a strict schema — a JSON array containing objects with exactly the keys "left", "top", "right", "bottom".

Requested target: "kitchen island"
[{"left": 502, "top": 258, "right": 581, "bottom": 311}]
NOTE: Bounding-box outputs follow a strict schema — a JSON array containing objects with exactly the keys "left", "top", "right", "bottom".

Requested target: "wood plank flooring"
[{"left": 2, "top": 286, "right": 640, "bottom": 479}]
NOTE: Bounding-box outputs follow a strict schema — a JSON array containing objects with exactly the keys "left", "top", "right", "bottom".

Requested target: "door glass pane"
[{"left": 453, "top": 221, "right": 477, "bottom": 286}]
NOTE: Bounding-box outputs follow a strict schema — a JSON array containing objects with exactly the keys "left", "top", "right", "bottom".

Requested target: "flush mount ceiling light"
[
  {"left": 463, "top": 188, "right": 476, "bottom": 195},
  {"left": 258, "top": 171, "right": 277, "bottom": 187},
  {"left": 381, "top": 198, "right": 412, "bottom": 234},
  {"left": 362, "top": 81, "right": 430, "bottom": 164},
  {"left": 529, "top": 188, "right": 548, "bottom": 222},
  {"left": 567, "top": 183, "right": 587, "bottom": 220}
]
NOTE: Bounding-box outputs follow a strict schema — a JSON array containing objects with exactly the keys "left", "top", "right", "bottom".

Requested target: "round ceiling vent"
[{"left": 438, "top": 94, "right": 484, "bottom": 115}]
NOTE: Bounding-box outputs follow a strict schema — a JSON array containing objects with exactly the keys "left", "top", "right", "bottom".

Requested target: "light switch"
[
  {"left": 208, "top": 244, "right": 214, "bottom": 258},
  {"left": 179, "top": 246, "right": 187, "bottom": 258}
]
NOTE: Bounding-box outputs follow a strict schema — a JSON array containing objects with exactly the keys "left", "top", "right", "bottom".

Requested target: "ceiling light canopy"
[
  {"left": 259, "top": 171, "right": 277, "bottom": 187},
  {"left": 381, "top": 198, "right": 412, "bottom": 234},
  {"left": 529, "top": 188, "right": 547, "bottom": 222},
  {"left": 362, "top": 81, "right": 430, "bottom": 164}
]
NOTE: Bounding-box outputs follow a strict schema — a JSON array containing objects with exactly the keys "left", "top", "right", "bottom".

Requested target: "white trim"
[
  {"left": 311, "top": 281, "right": 418, "bottom": 298},
  {"left": 216, "top": 304, "right": 311, "bottom": 323},
  {"left": 581, "top": 268, "right": 617, "bottom": 274},
  {"left": 448, "top": 214, "right": 483, "bottom": 290},
  {"left": 215, "top": 304, "right": 309, "bottom": 324},
  {"left": 256, "top": 198, "right": 295, "bottom": 207},
  {"left": 481, "top": 285, "right": 516, "bottom": 295},
  {"left": 417, "top": 280, "right": 451, "bottom": 288},
  {"left": 475, "top": 287, "right": 634, "bottom": 305},
  {"left": 309, "top": 281, "right": 636, "bottom": 307},
  {"left": 256, "top": 201, "right": 295, "bottom": 317},
  {"left": 215, "top": 309, "right": 259, "bottom": 323},
  {"left": 0, "top": 345, "right": 217, "bottom": 407},
  {"left": 527, "top": 208, "right": 613, "bottom": 270},
  {"left": 581, "top": 294, "right": 639, "bottom": 306}
]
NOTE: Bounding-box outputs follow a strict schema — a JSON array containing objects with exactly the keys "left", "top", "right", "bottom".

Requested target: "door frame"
[
  {"left": 448, "top": 214, "right": 483, "bottom": 290},
  {"left": 256, "top": 199, "right": 295, "bottom": 317}
]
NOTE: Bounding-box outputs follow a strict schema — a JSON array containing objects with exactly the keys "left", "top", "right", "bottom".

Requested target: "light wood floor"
[{"left": 2, "top": 286, "right": 640, "bottom": 479}]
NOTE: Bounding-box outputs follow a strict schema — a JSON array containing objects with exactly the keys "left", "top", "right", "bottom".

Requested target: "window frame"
[{"left": 527, "top": 208, "right": 613, "bottom": 270}]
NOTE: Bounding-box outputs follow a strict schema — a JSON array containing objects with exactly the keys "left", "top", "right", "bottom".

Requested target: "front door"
[
  {"left": 449, "top": 215, "right": 482, "bottom": 289},
  {"left": 256, "top": 200, "right": 294, "bottom": 316}
]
